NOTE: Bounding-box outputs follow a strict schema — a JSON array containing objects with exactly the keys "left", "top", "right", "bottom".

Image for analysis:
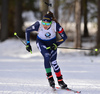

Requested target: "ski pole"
[
  {"left": 14, "top": 32, "right": 32, "bottom": 54},
  {"left": 14, "top": 32, "right": 26, "bottom": 46},
  {"left": 58, "top": 47, "right": 98, "bottom": 52}
]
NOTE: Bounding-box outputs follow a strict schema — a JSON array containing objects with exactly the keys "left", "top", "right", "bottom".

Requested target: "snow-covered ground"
[{"left": 0, "top": 39, "right": 100, "bottom": 94}]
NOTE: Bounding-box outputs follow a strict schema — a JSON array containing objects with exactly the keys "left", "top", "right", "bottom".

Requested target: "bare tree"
[
  {"left": 14, "top": 0, "right": 24, "bottom": 38},
  {"left": 82, "top": 0, "right": 89, "bottom": 37},
  {"left": 96, "top": 0, "right": 100, "bottom": 50},
  {"left": 74, "top": 0, "right": 81, "bottom": 48},
  {"left": 0, "top": 3, "right": 1, "bottom": 38},
  {"left": 40, "top": 0, "right": 49, "bottom": 18},
  {"left": 54, "top": 0, "right": 59, "bottom": 20},
  {"left": 0, "top": 0, "right": 9, "bottom": 41}
]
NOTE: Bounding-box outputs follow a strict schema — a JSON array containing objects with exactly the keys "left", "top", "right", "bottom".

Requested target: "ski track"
[
  {"left": 0, "top": 39, "right": 100, "bottom": 94},
  {"left": 0, "top": 58, "right": 100, "bottom": 94}
]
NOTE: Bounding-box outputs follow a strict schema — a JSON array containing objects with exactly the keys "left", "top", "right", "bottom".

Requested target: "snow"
[
  {"left": 22, "top": 11, "right": 37, "bottom": 22},
  {"left": 0, "top": 39, "right": 100, "bottom": 94}
]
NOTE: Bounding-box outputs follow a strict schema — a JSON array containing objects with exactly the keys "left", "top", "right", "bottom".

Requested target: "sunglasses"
[{"left": 42, "top": 21, "right": 52, "bottom": 26}]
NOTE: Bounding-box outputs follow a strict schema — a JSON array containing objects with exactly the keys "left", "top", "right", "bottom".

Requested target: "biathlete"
[{"left": 25, "top": 11, "right": 67, "bottom": 88}]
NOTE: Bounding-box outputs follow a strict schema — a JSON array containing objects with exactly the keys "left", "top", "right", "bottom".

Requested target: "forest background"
[{"left": 0, "top": 0, "right": 100, "bottom": 55}]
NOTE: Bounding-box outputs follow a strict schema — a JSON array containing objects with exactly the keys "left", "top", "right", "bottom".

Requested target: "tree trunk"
[
  {"left": 8, "top": 0, "right": 15, "bottom": 37},
  {"left": 83, "top": 0, "right": 89, "bottom": 37},
  {"left": 54, "top": 0, "right": 59, "bottom": 20},
  {"left": 0, "top": 0, "right": 9, "bottom": 41},
  {"left": 40, "top": 0, "right": 49, "bottom": 18},
  {"left": 96, "top": 0, "right": 100, "bottom": 49},
  {"left": 75, "top": 0, "right": 81, "bottom": 48},
  {"left": 14, "top": 0, "right": 24, "bottom": 38}
]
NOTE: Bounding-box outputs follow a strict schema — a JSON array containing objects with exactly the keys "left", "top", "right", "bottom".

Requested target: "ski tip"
[
  {"left": 76, "top": 91, "right": 81, "bottom": 93},
  {"left": 14, "top": 32, "right": 17, "bottom": 36}
]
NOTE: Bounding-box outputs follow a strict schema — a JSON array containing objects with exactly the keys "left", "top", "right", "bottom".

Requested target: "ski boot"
[
  {"left": 47, "top": 72, "right": 55, "bottom": 88},
  {"left": 57, "top": 75, "right": 67, "bottom": 89}
]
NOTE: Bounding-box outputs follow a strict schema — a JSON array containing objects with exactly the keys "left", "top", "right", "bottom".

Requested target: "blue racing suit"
[{"left": 25, "top": 20, "right": 67, "bottom": 76}]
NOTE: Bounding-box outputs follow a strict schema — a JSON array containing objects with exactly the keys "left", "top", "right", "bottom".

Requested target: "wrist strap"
[{"left": 27, "top": 41, "right": 30, "bottom": 44}]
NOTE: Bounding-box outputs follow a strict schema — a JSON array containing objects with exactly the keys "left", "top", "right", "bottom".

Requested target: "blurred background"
[{"left": 0, "top": 0, "right": 100, "bottom": 55}]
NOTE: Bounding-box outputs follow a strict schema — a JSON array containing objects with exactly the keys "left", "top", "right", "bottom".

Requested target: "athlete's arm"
[
  {"left": 56, "top": 23, "right": 67, "bottom": 46},
  {"left": 25, "top": 21, "right": 40, "bottom": 43}
]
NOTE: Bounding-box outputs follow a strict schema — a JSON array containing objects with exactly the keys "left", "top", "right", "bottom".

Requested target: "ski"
[
  {"left": 52, "top": 87, "right": 56, "bottom": 91},
  {"left": 51, "top": 87, "right": 58, "bottom": 94},
  {"left": 56, "top": 87, "right": 81, "bottom": 93},
  {"left": 51, "top": 86, "right": 56, "bottom": 91}
]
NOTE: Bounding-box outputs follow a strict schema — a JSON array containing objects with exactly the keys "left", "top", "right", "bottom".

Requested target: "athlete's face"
[{"left": 42, "top": 21, "right": 52, "bottom": 30}]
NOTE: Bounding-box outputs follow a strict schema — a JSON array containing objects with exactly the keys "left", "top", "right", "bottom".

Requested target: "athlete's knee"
[
  {"left": 44, "top": 53, "right": 51, "bottom": 68},
  {"left": 51, "top": 60, "right": 60, "bottom": 72},
  {"left": 44, "top": 53, "right": 50, "bottom": 62}
]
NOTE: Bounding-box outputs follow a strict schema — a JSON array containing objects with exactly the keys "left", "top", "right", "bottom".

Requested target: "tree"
[
  {"left": 14, "top": 0, "right": 24, "bottom": 38},
  {"left": 40, "top": 0, "right": 49, "bottom": 18},
  {"left": 96, "top": 0, "right": 100, "bottom": 50},
  {"left": 0, "top": 0, "right": 9, "bottom": 41},
  {"left": 8, "top": 0, "right": 15, "bottom": 37},
  {"left": 22, "top": 0, "right": 39, "bottom": 19},
  {"left": 54, "top": 0, "right": 59, "bottom": 20},
  {"left": 74, "top": 0, "right": 81, "bottom": 48},
  {"left": 0, "top": 1, "right": 1, "bottom": 38},
  {"left": 82, "top": 0, "right": 89, "bottom": 37}
]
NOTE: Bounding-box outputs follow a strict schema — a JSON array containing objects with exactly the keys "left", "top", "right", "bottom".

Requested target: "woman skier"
[{"left": 25, "top": 11, "right": 67, "bottom": 88}]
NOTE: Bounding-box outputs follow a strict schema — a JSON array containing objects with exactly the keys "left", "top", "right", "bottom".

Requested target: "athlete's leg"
[
  {"left": 50, "top": 49, "right": 60, "bottom": 74},
  {"left": 36, "top": 39, "right": 55, "bottom": 87},
  {"left": 36, "top": 40, "right": 51, "bottom": 71},
  {"left": 50, "top": 49, "right": 67, "bottom": 88}
]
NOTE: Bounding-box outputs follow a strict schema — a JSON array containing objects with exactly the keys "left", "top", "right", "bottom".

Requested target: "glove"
[
  {"left": 26, "top": 43, "right": 32, "bottom": 53},
  {"left": 46, "top": 43, "right": 57, "bottom": 50},
  {"left": 51, "top": 43, "right": 57, "bottom": 50}
]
